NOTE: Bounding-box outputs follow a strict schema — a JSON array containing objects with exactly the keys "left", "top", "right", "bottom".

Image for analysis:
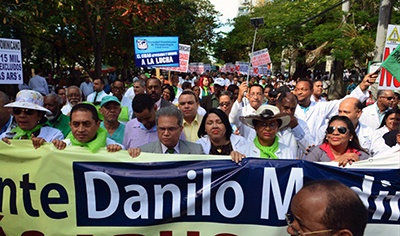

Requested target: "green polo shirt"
[{"left": 46, "top": 113, "right": 71, "bottom": 138}]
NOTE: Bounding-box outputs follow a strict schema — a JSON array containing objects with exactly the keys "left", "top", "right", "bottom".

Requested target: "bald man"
[
  {"left": 287, "top": 180, "right": 368, "bottom": 236},
  {"left": 359, "top": 90, "right": 395, "bottom": 129}
]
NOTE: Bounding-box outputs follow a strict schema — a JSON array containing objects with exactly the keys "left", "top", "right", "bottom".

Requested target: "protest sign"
[
  {"left": 161, "top": 44, "right": 191, "bottom": 73},
  {"left": 382, "top": 44, "right": 400, "bottom": 82},
  {"left": 0, "top": 141, "right": 398, "bottom": 235},
  {"left": 134, "top": 36, "right": 179, "bottom": 67},
  {"left": 251, "top": 48, "right": 271, "bottom": 67},
  {"left": 0, "top": 38, "right": 23, "bottom": 84},
  {"left": 235, "top": 61, "right": 249, "bottom": 75},
  {"left": 189, "top": 63, "right": 205, "bottom": 74},
  {"left": 378, "top": 24, "right": 400, "bottom": 89}
]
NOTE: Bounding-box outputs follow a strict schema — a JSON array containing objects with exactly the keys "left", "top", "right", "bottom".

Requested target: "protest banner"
[
  {"left": 378, "top": 24, "right": 400, "bottom": 89},
  {"left": 189, "top": 63, "right": 204, "bottom": 74},
  {"left": 0, "top": 141, "right": 398, "bottom": 235},
  {"left": 382, "top": 44, "right": 400, "bottom": 82},
  {"left": 161, "top": 44, "right": 191, "bottom": 73},
  {"left": 251, "top": 48, "right": 271, "bottom": 67},
  {"left": 221, "top": 63, "right": 234, "bottom": 73},
  {"left": 252, "top": 66, "right": 270, "bottom": 76},
  {"left": 235, "top": 61, "right": 249, "bottom": 75},
  {"left": 0, "top": 38, "right": 23, "bottom": 84},
  {"left": 134, "top": 36, "right": 179, "bottom": 67}
]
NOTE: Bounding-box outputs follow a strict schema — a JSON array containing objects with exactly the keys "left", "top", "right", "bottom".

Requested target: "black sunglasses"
[
  {"left": 12, "top": 108, "right": 36, "bottom": 115},
  {"left": 326, "top": 126, "right": 348, "bottom": 134}
]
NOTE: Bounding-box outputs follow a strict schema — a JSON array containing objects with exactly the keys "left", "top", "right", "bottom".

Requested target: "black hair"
[
  {"left": 132, "top": 94, "right": 155, "bottom": 113},
  {"left": 301, "top": 180, "right": 368, "bottom": 236},
  {"left": 162, "top": 84, "right": 175, "bottom": 102},
  {"left": 180, "top": 90, "right": 199, "bottom": 103},
  {"left": 379, "top": 109, "right": 400, "bottom": 129},
  {"left": 70, "top": 103, "right": 99, "bottom": 122},
  {"left": 297, "top": 78, "right": 313, "bottom": 90},
  {"left": 181, "top": 82, "right": 192, "bottom": 90},
  {"left": 197, "top": 108, "right": 232, "bottom": 140},
  {"left": 323, "top": 115, "right": 368, "bottom": 154}
]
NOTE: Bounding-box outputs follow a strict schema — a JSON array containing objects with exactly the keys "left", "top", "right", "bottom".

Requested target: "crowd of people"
[
  {"left": 1, "top": 69, "right": 398, "bottom": 235},
  {"left": 1, "top": 69, "right": 399, "bottom": 165}
]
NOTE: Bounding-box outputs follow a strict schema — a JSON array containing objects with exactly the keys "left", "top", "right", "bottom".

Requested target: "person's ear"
[
  {"left": 356, "top": 109, "right": 362, "bottom": 119},
  {"left": 334, "top": 229, "right": 353, "bottom": 236}
]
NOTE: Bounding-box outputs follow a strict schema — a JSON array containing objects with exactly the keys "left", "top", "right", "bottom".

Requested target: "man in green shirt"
[{"left": 44, "top": 94, "right": 71, "bottom": 137}]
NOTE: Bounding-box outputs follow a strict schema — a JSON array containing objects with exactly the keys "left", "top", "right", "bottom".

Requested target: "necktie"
[
  {"left": 166, "top": 148, "right": 175, "bottom": 154},
  {"left": 93, "top": 92, "right": 98, "bottom": 103}
]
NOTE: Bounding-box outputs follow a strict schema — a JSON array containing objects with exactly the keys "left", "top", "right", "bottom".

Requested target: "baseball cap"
[
  {"left": 214, "top": 78, "right": 225, "bottom": 87},
  {"left": 100, "top": 96, "right": 121, "bottom": 107}
]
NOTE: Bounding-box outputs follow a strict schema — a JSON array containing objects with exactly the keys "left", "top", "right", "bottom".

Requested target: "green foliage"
[
  {"left": 0, "top": 0, "right": 220, "bottom": 77},
  {"left": 213, "top": 0, "right": 399, "bottom": 74}
]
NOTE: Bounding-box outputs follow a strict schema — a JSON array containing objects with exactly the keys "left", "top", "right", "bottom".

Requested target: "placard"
[
  {"left": 0, "top": 38, "right": 23, "bottom": 84},
  {"left": 134, "top": 36, "right": 179, "bottom": 67}
]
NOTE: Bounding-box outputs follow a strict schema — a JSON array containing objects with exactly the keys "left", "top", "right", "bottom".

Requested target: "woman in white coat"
[
  {"left": 237, "top": 105, "right": 294, "bottom": 159},
  {"left": 197, "top": 108, "right": 248, "bottom": 161}
]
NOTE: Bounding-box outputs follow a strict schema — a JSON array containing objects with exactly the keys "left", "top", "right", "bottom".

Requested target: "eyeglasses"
[
  {"left": 219, "top": 102, "right": 232, "bottom": 107},
  {"left": 326, "top": 126, "right": 348, "bottom": 134},
  {"left": 380, "top": 96, "right": 395, "bottom": 101},
  {"left": 67, "top": 93, "right": 81, "bottom": 98},
  {"left": 112, "top": 86, "right": 124, "bottom": 91},
  {"left": 255, "top": 120, "right": 277, "bottom": 129},
  {"left": 248, "top": 93, "right": 263, "bottom": 98},
  {"left": 158, "top": 126, "right": 180, "bottom": 133},
  {"left": 12, "top": 108, "right": 36, "bottom": 115},
  {"left": 285, "top": 214, "right": 333, "bottom": 236}
]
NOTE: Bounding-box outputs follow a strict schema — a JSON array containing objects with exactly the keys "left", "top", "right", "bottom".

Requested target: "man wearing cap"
[
  {"left": 128, "top": 106, "right": 204, "bottom": 157},
  {"left": 237, "top": 105, "right": 294, "bottom": 159},
  {"left": 99, "top": 96, "right": 125, "bottom": 145},
  {"left": 52, "top": 103, "right": 124, "bottom": 152},
  {"left": 200, "top": 77, "right": 225, "bottom": 111},
  {"left": 44, "top": 93, "right": 71, "bottom": 137}
]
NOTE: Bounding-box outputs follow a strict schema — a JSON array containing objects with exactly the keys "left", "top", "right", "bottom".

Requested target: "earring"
[{"left": 349, "top": 139, "right": 352, "bottom": 141}]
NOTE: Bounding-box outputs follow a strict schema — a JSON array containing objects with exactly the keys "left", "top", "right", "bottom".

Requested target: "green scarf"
[
  {"left": 253, "top": 136, "right": 279, "bottom": 159},
  {"left": 67, "top": 127, "right": 107, "bottom": 152},
  {"left": 12, "top": 124, "right": 42, "bottom": 140}
]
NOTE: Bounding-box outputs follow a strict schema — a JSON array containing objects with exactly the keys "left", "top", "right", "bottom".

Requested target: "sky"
[{"left": 210, "top": 0, "right": 238, "bottom": 33}]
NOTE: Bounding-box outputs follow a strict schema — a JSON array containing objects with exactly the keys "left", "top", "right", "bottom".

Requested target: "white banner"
[
  {"left": 161, "top": 44, "right": 191, "bottom": 72},
  {"left": 0, "top": 38, "right": 23, "bottom": 84},
  {"left": 251, "top": 48, "right": 271, "bottom": 67}
]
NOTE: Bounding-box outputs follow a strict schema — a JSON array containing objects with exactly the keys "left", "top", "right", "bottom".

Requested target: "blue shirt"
[{"left": 100, "top": 122, "right": 125, "bottom": 145}]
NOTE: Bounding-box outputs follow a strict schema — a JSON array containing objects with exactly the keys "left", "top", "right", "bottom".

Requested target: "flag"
[{"left": 381, "top": 44, "right": 400, "bottom": 82}]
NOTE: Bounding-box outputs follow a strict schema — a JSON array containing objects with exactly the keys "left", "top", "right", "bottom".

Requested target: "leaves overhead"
[
  {"left": 0, "top": 0, "right": 220, "bottom": 77},
  {"left": 214, "top": 0, "right": 400, "bottom": 74}
]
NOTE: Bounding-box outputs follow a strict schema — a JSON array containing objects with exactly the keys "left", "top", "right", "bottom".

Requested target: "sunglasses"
[
  {"left": 380, "top": 96, "right": 395, "bottom": 101},
  {"left": 326, "top": 126, "right": 348, "bottom": 134},
  {"left": 13, "top": 108, "right": 36, "bottom": 115}
]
